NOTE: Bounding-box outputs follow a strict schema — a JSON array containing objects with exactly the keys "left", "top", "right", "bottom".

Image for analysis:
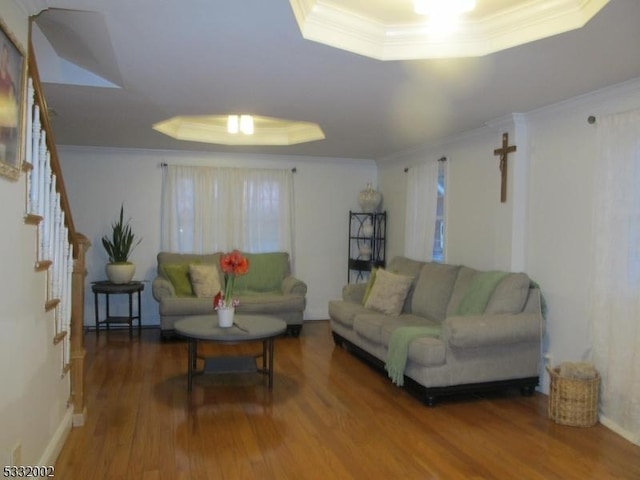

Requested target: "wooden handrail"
[
  {"left": 27, "top": 39, "right": 78, "bottom": 256},
  {"left": 27, "top": 27, "right": 88, "bottom": 426}
]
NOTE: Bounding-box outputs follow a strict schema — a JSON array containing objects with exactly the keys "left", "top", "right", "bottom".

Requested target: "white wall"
[
  {"left": 0, "top": 1, "right": 72, "bottom": 467},
  {"left": 378, "top": 77, "right": 640, "bottom": 393},
  {"left": 58, "top": 147, "right": 377, "bottom": 326},
  {"left": 527, "top": 79, "right": 640, "bottom": 374}
]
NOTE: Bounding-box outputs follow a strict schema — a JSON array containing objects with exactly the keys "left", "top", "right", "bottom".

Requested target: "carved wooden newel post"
[
  {"left": 494, "top": 132, "right": 517, "bottom": 203},
  {"left": 71, "top": 233, "right": 90, "bottom": 426}
]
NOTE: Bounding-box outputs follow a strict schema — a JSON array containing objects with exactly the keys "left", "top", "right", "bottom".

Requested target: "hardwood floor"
[{"left": 55, "top": 321, "right": 640, "bottom": 479}]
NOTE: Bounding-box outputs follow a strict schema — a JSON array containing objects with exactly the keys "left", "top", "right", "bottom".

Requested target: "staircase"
[{"left": 22, "top": 39, "right": 89, "bottom": 425}]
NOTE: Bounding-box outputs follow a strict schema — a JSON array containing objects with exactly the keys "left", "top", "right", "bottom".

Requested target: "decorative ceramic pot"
[
  {"left": 217, "top": 307, "right": 235, "bottom": 328},
  {"left": 358, "top": 183, "right": 382, "bottom": 213},
  {"left": 359, "top": 245, "right": 372, "bottom": 260},
  {"left": 361, "top": 219, "right": 374, "bottom": 237},
  {"left": 106, "top": 263, "right": 135, "bottom": 284}
]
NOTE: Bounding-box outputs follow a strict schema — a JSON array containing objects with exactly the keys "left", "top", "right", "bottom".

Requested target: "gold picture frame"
[{"left": 0, "top": 17, "right": 27, "bottom": 181}]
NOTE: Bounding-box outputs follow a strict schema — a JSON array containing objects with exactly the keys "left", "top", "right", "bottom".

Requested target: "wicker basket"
[{"left": 547, "top": 366, "right": 600, "bottom": 427}]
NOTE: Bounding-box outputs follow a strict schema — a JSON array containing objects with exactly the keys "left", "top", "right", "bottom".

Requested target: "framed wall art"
[{"left": 0, "top": 17, "right": 26, "bottom": 180}]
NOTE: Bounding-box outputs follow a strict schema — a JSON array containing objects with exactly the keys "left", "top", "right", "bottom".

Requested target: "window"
[
  {"left": 161, "top": 165, "right": 294, "bottom": 254},
  {"left": 432, "top": 160, "right": 446, "bottom": 262},
  {"left": 404, "top": 158, "right": 445, "bottom": 261}
]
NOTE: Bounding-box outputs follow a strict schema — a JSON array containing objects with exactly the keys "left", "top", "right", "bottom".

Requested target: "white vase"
[
  {"left": 361, "top": 220, "right": 374, "bottom": 237},
  {"left": 106, "top": 263, "right": 135, "bottom": 284},
  {"left": 358, "top": 183, "right": 382, "bottom": 213},
  {"left": 217, "top": 307, "right": 235, "bottom": 328},
  {"left": 359, "top": 245, "right": 372, "bottom": 260}
]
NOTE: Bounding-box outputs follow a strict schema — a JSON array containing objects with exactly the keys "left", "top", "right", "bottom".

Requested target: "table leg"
[
  {"left": 105, "top": 293, "right": 110, "bottom": 331},
  {"left": 94, "top": 291, "right": 99, "bottom": 334},
  {"left": 267, "top": 337, "right": 275, "bottom": 390},
  {"left": 128, "top": 292, "right": 133, "bottom": 337},
  {"left": 187, "top": 339, "right": 195, "bottom": 392},
  {"left": 137, "top": 289, "right": 142, "bottom": 334}
]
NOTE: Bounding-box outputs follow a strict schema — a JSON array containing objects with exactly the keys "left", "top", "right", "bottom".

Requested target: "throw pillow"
[
  {"left": 161, "top": 263, "right": 195, "bottom": 297},
  {"left": 189, "top": 263, "right": 222, "bottom": 298},
  {"left": 364, "top": 268, "right": 414, "bottom": 316},
  {"left": 362, "top": 267, "right": 378, "bottom": 305},
  {"left": 232, "top": 252, "right": 288, "bottom": 294}
]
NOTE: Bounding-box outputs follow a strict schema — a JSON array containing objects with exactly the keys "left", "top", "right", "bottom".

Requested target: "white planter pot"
[
  {"left": 106, "top": 263, "right": 135, "bottom": 284},
  {"left": 217, "top": 307, "right": 235, "bottom": 328}
]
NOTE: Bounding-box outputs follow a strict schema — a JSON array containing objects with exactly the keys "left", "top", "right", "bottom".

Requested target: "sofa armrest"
[
  {"left": 282, "top": 276, "right": 307, "bottom": 296},
  {"left": 342, "top": 283, "right": 366, "bottom": 304},
  {"left": 442, "top": 313, "right": 541, "bottom": 348},
  {"left": 152, "top": 276, "right": 175, "bottom": 302}
]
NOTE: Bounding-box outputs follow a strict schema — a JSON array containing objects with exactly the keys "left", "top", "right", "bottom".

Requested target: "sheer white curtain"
[
  {"left": 404, "top": 160, "right": 440, "bottom": 261},
  {"left": 161, "top": 165, "right": 294, "bottom": 255},
  {"left": 590, "top": 109, "right": 640, "bottom": 445}
]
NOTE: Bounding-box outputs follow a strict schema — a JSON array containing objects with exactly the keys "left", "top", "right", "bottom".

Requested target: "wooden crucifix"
[{"left": 493, "top": 132, "right": 517, "bottom": 203}]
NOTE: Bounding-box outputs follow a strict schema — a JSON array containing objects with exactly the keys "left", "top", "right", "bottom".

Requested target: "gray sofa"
[
  {"left": 152, "top": 251, "right": 307, "bottom": 338},
  {"left": 328, "top": 256, "right": 543, "bottom": 405}
]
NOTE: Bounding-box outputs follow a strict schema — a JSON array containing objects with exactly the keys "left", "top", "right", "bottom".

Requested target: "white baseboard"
[{"left": 37, "top": 407, "right": 72, "bottom": 466}]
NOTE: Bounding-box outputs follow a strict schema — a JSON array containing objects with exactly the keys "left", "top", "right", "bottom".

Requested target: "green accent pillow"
[
  {"left": 232, "top": 252, "right": 288, "bottom": 294},
  {"left": 362, "top": 267, "right": 378, "bottom": 305},
  {"left": 162, "top": 263, "right": 197, "bottom": 297}
]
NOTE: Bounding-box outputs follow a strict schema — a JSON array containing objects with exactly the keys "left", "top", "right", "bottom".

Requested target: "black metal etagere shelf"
[{"left": 348, "top": 211, "right": 386, "bottom": 283}]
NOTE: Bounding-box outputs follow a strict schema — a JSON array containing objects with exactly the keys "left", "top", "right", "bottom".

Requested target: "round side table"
[{"left": 91, "top": 281, "right": 144, "bottom": 336}]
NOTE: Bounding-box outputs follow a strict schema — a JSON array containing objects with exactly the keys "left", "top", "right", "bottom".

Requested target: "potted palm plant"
[{"left": 102, "top": 204, "right": 142, "bottom": 284}]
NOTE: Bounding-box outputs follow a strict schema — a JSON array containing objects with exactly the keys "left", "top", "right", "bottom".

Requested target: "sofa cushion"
[
  {"left": 233, "top": 252, "right": 289, "bottom": 294},
  {"left": 410, "top": 263, "right": 460, "bottom": 322},
  {"left": 189, "top": 263, "right": 221, "bottom": 298},
  {"left": 364, "top": 268, "right": 414, "bottom": 316},
  {"left": 380, "top": 323, "right": 446, "bottom": 367},
  {"left": 328, "top": 300, "right": 370, "bottom": 328},
  {"left": 485, "top": 273, "right": 530, "bottom": 315},
  {"left": 160, "top": 293, "right": 304, "bottom": 316},
  {"left": 446, "top": 266, "right": 477, "bottom": 317},
  {"left": 354, "top": 312, "right": 403, "bottom": 344},
  {"left": 162, "top": 263, "right": 196, "bottom": 297}
]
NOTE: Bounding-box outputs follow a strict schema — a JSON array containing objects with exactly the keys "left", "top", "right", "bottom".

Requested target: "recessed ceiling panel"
[
  {"left": 289, "top": 0, "right": 610, "bottom": 60},
  {"left": 153, "top": 115, "right": 325, "bottom": 146}
]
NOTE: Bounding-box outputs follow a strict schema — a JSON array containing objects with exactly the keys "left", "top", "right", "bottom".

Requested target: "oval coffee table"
[{"left": 174, "top": 314, "right": 286, "bottom": 392}]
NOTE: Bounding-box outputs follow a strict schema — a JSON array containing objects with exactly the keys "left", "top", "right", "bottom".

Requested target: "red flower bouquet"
[{"left": 213, "top": 250, "right": 249, "bottom": 310}]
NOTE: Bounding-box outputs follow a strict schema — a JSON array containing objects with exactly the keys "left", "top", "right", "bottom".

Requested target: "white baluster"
[
  {"left": 52, "top": 196, "right": 61, "bottom": 316},
  {"left": 39, "top": 161, "right": 49, "bottom": 262},
  {"left": 48, "top": 175, "right": 56, "bottom": 263},
  {"left": 38, "top": 132, "right": 47, "bottom": 217}
]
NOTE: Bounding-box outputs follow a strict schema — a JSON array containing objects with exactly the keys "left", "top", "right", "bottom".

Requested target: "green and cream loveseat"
[
  {"left": 152, "top": 251, "right": 307, "bottom": 338},
  {"left": 328, "top": 256, "right": 543, "bottom": 405}
]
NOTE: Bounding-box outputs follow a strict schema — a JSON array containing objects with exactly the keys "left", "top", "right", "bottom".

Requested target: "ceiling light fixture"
[
  {"left": 290, "top": 0, "right": 609, "bottom": 59},
  {"left": 227, "top": 114, "right": 254, "bottom": 135},
  {"left": 153, "top": 114, "right": 325, "bottom": 146}
]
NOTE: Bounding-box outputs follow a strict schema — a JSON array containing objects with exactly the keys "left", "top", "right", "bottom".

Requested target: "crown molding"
[{"left": 290, "top": 0, "right": 610, "bottom": 60}]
